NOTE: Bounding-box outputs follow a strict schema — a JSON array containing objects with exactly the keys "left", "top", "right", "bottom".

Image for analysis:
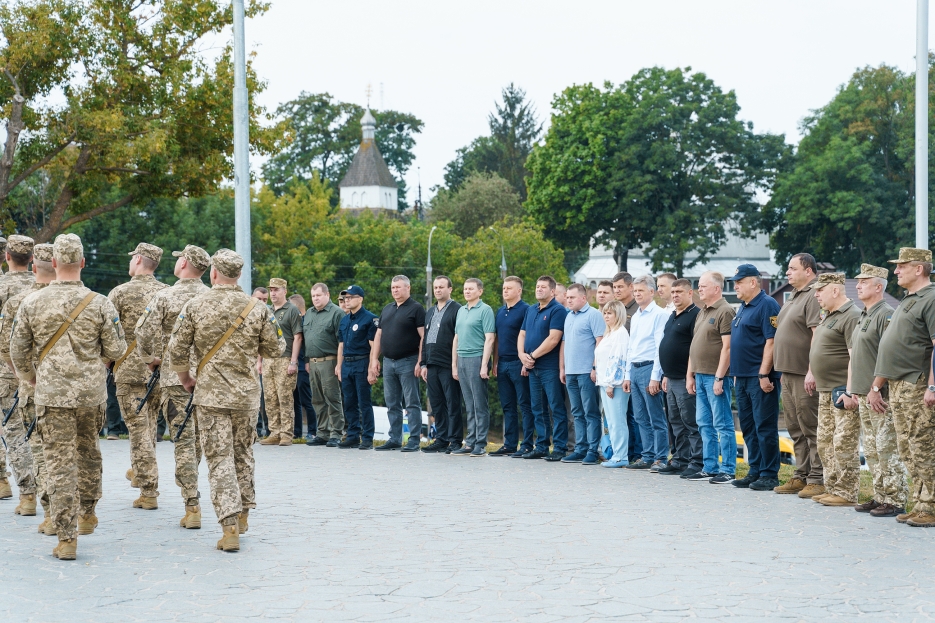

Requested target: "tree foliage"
[{"left": 429, "top": 171, "right": 524, "bottom": 238}]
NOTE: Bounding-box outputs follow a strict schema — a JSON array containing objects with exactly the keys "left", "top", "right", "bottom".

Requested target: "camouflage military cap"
[
  {"left": 814, "top": 272, "right": 846, "bottom": 289},
  {"left": 269, "top": 278, "right": 287, "bottom": 289},
  {"left": 0, "top": 236, "right": 7, "bottom": 253},
  {"left": 128, "top": 242, "right": 163, "bottom": 263},
  {"left": 53, "top": 233, "right": 83, "bottom": 264},
  {"left": 7, "top": 235, "right": 34, "bottom": 255},
  {"left": 33, "top": 243, "right": 53, "bottom": 263},
  {"left": 211, "top": 248, "right": 243, "bottom": 278},
  {"left": 171, "top": 245, "right": 211, "bottom": 271},
  {"left": 854, "top": 263, "right": 888, "bottom": 280},
  {"left": 888, "top": 247, "right": 932, "bottom": 264}
]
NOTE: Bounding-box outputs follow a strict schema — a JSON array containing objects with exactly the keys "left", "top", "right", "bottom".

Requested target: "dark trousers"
[
  {"left": 342, "top": 359, "right": 375, "bottom": 443},
  {"left": 498, "top": 359, "right": 533, "bottom": 451},
  {"left": 627, "top": 399, "right": 642, "bottom": 462},
  {"left": 104, "top": 373, "right": 128, "bottom": 436},
  {"left": 666, "top": 378, "right": 702, "bottom": 472},
  {"left": 426, "top": 364, "right": 462, "bottom": 444},
  {"left": 293, "top": 367, "right": 316, "bottom": 437},
  {"left": 735, "top": 375, "right": 781, "bottom": 479}
]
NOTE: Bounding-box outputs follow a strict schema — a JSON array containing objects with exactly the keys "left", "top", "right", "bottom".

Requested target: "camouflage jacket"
[
  {"left": 0, "top": 271, "right": 36, "bottom": 380},
  {"left": 107, "top": 274, "right": 167, "bottom": 389},
  {"left": 0, "top": 282, "right": 48, "bottom": 398},
  {"left": 166, "top": 284, "right": 285, "bottom": 410},
  {"left": 135, "top": 277, "right": 209, "bottom": 389},
  {"left": 11, "top": 280, "right": 127, "bottom": 408}
]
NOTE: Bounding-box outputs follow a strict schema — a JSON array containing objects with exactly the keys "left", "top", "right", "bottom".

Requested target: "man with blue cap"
[{"left": 336, "top": 285, "right": 378, "bottom": 449}]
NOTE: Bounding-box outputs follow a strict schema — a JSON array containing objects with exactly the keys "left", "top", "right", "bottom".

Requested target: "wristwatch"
[
  {"left": 928, "top": 385, "right": 935, "bottom": 393},
  {"left": 289, "top": 360, "right": 298, "bottom": 365},
  {"left": 714, "top": 376, "right": 724, "bottom": 382},
  {"left": 758, "top": 374, "right": 769, "bottom": 379},
  {"left": 871, "top": 385, "right": 881, "bottom": 393}
]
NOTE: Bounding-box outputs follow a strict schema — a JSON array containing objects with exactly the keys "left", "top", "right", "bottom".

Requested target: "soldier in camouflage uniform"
[
  {"left": 135, "top": 245, "right": 210, "bottom": 528},
  {"left": 809, "top": 273, "right": 861, "bottom": 506},
  {"left": 107, "top": 243, "right": 168, "bottom": 510},
  {"left": 841, "top": 263, "right": 908, "bottom": 517},
  {"left": 259, "top": 277, "right": 302, "bottom": 446},
  {"left": 167, "top": 249, "right": 284, "bottom": 552},
  {"left": 1, "top": 243, "right": 56, "bottom": 533},
  {"left": 10, "top": 234, "right": 127, "bottom": 560},
  {"left": 0, "top": 235, "right": 37, "bottom": 514}
]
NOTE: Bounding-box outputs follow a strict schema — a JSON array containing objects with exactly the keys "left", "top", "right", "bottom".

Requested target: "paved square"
[{"left": 2, "top": 440, "right": 934, "bottom": 621}]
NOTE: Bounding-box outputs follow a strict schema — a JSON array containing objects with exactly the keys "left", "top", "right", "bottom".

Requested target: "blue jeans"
[
  {"left": 529, "top": 367, "right": 567, "bottom": 453},
  {"left": 383, "top": 355, "right": 422, "bottom": 445},
  {"left": 342, "top": 359, "right": 374, "bottom": 443},
  {"left": 695, "top": 373, "right": 737, "bottom": 475},
  {"left": 734, "top": 375, "right": 780, "bottom": 479},
  {"left": 629, "top": 363, "right": 668, "bottom": 462},
  {"left": 599, "top": 386, "right": 629, "bottom": 463},
  {"left": 567, "top": 373, "right": 602, "bottom": 454},
  {"left": 498, "top": 359, "right": 533, "bottom": 451}
]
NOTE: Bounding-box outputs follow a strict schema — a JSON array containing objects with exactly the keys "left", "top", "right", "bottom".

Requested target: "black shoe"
[
  {"left": 625, "top": 459, "right": 653, "bottom": 470},
  {"left": 338, "top": 437, "right": 360, "bottom": 449},
  {"left": 749, "top": 477, "right": 781, "bottom": 491},
  {"left": 421, "top": 439, "right": 448, "bottom": 453},
  {"left": 523, "top": 449, "right": 547, "bottom": 460},
  {"left": 375, "top": 441, "right": 401, "bottom": 451},
  {"left": 325, "top": 438, "right": 340, "bottom": 448},
  {"left": 446, "top": 442, "right": 461, "bottom": 454},
  {"left": 544, "top": 451, "right": 565, "bottom": 462},
  {"left": 658, "top": 463, "right": 683, "bottom": 475},
  {"left": 511, "top": 449, "right": 528, "bottom": 458},
  {"left": 359, "top": 441, "right": 373, "bottom": 450},
  {"left": 709, "top": 473, "right": 734, "bottom": 484},
  {"left": 732, "top": 473, "right": 759, "bottom": 488},
  {"left": 489, "top": 445, "right": 515, "bottom": 457},
  {"left": 305, "top": 436, "right": 328, "bottom": 447},
  {"left": 451, "top": 446, "right": 473, "bottom": 456},
  {"left": 685, "top": 470, "right": 716, "bottom": 481},
  {"left": 401, "top": 439, "right": 421, "bottom": 453}
]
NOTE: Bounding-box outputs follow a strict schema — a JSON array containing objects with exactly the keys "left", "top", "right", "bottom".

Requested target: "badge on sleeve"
[{"left": 769, "top": 316, "right": 778, "bottom": 328}]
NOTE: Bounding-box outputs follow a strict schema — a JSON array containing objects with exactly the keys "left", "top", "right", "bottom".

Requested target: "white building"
[{"left": 338, "top": 109, "right": 398, "bottom": 210}]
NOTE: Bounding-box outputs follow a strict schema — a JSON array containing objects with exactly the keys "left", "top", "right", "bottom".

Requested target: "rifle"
[
  {"left": 24, "top": 413, "right": 37, "bottom": 441},
  {"left": 135, "top": 367, "right": 160, "bottom": 414},
  {"left": 2, "top": 389, "right": 19, "bottom": 427},
  {"left": 172, "top": 392, "right": 194, "bottom": 443}
]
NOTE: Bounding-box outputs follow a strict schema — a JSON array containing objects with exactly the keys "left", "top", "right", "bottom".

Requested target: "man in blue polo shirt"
[
  {"left": 518, "top": 275, "right": 568, "bottom": 461},
  {"left": 490, "top": 276, "right": 532, "bottom": 457},
  {"left": 336, "top": 285, "right": 379, "bottom": 449},
  {"left": 728, "top": 264, "right": 782, "bottom": 491}
]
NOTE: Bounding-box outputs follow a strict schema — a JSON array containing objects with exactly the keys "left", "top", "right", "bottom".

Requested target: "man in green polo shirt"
[
  {"left": 451, "top": 278, "right": 496, "bottom": 457},
  {"left": 871, "top": 247, "right": 935, "bottom": 527},
  {"left": 809, "top": 273, "right": 861, "bottom": 507},
  {"left": 303, "top": 282, "right": 345, "bottom": 447}
]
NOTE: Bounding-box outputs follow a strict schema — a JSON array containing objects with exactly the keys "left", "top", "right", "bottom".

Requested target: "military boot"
[
  {"left": 77, "top": 513, "right": 98, "bottom": 535},
  {"left": 819, "top": 494, "right": 855, "bottom": 507},
  {"left": 216, "top": 524, "right": 240, "bottom": 552},
  {"left": 38, "top": 511, "right": 56, "bottom": 536},
  {"left": 773, "top": 478, "right": 806, "bottom": 494},
  {"left": 797, "top": 483, "right": 826, "bottom": 499},
  {"left": 907, "top": 512, "right": 935, "bottom": 527},
  {"left": 53, "top": 537, "right": 77, "bottom": 561},
  {"left": 259, "top": 435, "right": 280, "bottom": 446},
  {"left": 238, "top": 509, "right": 249, "bottom": 534},
  {"left": 132, "top": 495, "right": 158, "bottom": 510},
  {"left": 897, "top": 510, "right": 919, "bottom": 524},
  {"left": 0, "top": 478, "right": 12, "bottom": 499},
  {"left": 126, "top": 468, "right": 138, "bottom": 488},
  {"left": 179, "top": 505, "right": 202, "bottom": 529},
  {"left": 15, "top": 493, "right": 36, "bottom": 516}
]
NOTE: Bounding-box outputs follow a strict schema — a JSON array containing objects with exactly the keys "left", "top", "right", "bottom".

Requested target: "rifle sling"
[
  {"left": 112, "top": 338, "right": 137, "bottom": 373},
  {"left": 196, "top": 298, "right": 259, "bottom": 377},
  {"left": 37, "top": 292, "right": 98, "bottom": 365}
]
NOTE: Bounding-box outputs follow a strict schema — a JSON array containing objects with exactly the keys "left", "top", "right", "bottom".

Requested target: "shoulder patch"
[
  {"left": 769, "top": 316, "right": 778, "bottom": 328},
  {"left": 113, "top": 317, "right": 121, "bottom": 325},
  {"left": 373, "top": 318, "right": 379, "bottom": 328}
]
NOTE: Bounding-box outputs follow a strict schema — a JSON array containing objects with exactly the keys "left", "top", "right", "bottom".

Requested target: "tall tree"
[
  {"left": 429, "top": 172, "right": 524, "bottom": 238},
  {"left": 0, "top": 0, "right": 276, "bottom": 241}
]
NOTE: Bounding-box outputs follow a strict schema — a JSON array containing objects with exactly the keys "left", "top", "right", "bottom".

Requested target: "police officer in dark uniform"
[{"left": 336, "top": 285, "right": 379, "bottom": 449}]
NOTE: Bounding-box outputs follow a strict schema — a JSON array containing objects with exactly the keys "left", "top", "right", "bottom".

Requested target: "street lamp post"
[
  {"left": 426, "top": 225, "right": 437, "bottom": 309},
  {"left": 917, "top": 0, "right": 929, "bottom": 249},
  {"left": 232, "top": 0, "right": 251, "bottom": 292},
  {"left": 489, "top": 226, "right": 507, "bottom": 281}
]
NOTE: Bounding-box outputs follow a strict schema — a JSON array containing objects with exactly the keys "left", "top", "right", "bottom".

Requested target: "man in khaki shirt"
[
  {"left": 773, "top": 253, "right": 823, "bottom": 497},
  {"left": 809, "top": 274, "right": 861, "bottom": 506}
]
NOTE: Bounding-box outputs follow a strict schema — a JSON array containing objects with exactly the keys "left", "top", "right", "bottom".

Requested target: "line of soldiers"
[{"left": 0, "top": 234, "right": 284, "bottom": 560}]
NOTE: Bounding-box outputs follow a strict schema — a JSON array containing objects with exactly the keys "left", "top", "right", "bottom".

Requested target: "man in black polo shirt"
[
  {"left": 420, "top": 276, "right": 462, "bottom": 454},
  {"left": 658, "top": 279, "right": 703, "bottom": 478},
  {"left": 369, "top": 275, "right": 426, "bottom": 452}
]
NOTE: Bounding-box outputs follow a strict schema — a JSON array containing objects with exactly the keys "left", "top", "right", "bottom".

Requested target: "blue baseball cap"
[
  {"left": 726, "top": 264, "right": 761, "bottom": 281},
  {"left": 343, "top": 285, "right": 365, "bottom": 297}
]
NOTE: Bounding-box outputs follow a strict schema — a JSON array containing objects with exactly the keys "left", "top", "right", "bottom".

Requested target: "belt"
[
  {"left": 343, "top": 356, "right": 367, "bottom": 362},
  {"left": 498, "top": 355, "right": 519, "bottom": 362},
  {"left": 631, "top": 360, "right": 653, "bottom": 368},
  {"left": 308, "top": 355, "right": 336, "bottom": 363}
]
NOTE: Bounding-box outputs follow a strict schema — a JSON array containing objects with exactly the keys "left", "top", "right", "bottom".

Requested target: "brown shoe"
[
  {"left": 907, "top": 511, "right": 935, "bottom": 527},
  {"left": 259, "top": 435, "right": 280, "bottom": 446},
  {"left": 238, "top": 509, "right": 249, "bottom": 534},
  {"left": 819, "top": 494, "right": 855, "bottom": 507},
  {"left": 774, "top": 478, "right": 806, "bottom": 494},
  {"left": 870, "top": 503, "right": 904, "bottom": 518},
  {"left": 797, "top": 483, "right": 826, "bottom": 499},
  {"left": 180, "top": 504, "right": 202, "bottom": 529},
  {"left": 896, "top": 511, "right": 919, "bottom": 524},
  {"left": 0, "top": 478, "right": 12, "bottom": 499},
  {"left": 216, "top": 524, "right": 240, "bottom": 552},
  {"left": 38, "top": 514, "right": 57, "bottom": 536},
  {"left": 855, "top": 500, "right": 881, "bottom": 513},
  {"left": 15, "top": 493, "right": 37, "bottom": 516},
  {"left": 132, "top": 495, "right": 158, "bottom": 510},
  {"left": 279, "top": 438, "right": 292, "bottom": 446},
  {"left": 126, "top": 468, "right": 138, "bottom": 488},
  {"left": 812, "top": 493, "right": 832, "bottom": 502},
  {"left": 52, "top": 538, "right": 77, "bottom": 561},
  {"left": 77, "top": 514, "right": 98, "bottom": 535}
]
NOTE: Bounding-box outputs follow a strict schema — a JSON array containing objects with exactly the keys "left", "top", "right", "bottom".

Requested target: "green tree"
[
  {"left": 0, "top": 0, "right": 276, "bottom": 241},
  {"left": 429, "top": 172, "right": 524, "bottom": 238}
]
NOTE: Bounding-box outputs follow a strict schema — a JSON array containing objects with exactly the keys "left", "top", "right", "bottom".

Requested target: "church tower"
[{"left": 338, "top": 109, "right": 398, "bottom": 210}]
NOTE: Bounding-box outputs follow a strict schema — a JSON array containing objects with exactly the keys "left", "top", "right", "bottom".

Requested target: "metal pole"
[
  {"left": 233, "top": 0, "right": 252, "bottom": 292},
  {"left": 426, "top": 225, "right": 437, "bottom": 309},
  {"left": 489, "top": 227, "right": 507, "bottom": 281},
  {"left": 918, "top": 0, "right": 929, "bottom": 249}
]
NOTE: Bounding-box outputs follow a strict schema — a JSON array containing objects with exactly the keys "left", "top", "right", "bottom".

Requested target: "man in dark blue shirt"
[
  {"left": 518, "top": 275, "right": 568, "bottom": 460},
  {"left": 727, "top": 264, "right": 782, "bottom": 491},
  {"left": 490, "top": 276, "right": 532, "bottom": 457},
  {"left": 337, "top": 285, "right": 379, "bottom": 449}
]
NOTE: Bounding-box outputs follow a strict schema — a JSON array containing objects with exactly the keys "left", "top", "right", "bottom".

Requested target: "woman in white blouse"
[{"left": 594, "top": 300, "right": 630, "bottom": 467}]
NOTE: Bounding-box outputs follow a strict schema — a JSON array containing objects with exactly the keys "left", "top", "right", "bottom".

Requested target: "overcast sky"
[{"left": 245, "top": 0, "right": 923, "bottom": 201}]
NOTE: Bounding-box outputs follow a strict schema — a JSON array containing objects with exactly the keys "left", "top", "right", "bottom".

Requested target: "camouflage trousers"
[
  {"left": 263, "top": 358, "right": 297, "bottom": 441},
  {"left": 38, "top": 404, "right": 105, "bottom": 541},
  {"left": 198, "top": 405, "right": 257, "bottom": 525},
  {"left": 857, "top": 394, "right": 908, "bottom": 508},
  {"left": 816, "top": 391, "right": 861, "bottom": 502},
  {"left": 162, "top": 385, "right": 201, "bottom": 507},
  {"left": 20, "top": 394, "right": 50, "bottom": 513},
  {"left": 0, "top": 377, "right": 36, "bottom": 494},
  {"left": 117, "top": 383, "right": 161, "bottom": 498},
  {"left": 890, "top": 377, "right": 935, "bottom": 514}
]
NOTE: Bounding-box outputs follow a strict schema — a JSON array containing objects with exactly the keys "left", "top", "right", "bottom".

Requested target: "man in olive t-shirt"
[
  {"left": 773, "top": 253, "right": 823, "bottom": 497},
  {"left": 872, "top": 248, "right": 935, "bottom": 527},
  {"left": 809, "top": 274, "right": 861, "bottom": 506}
]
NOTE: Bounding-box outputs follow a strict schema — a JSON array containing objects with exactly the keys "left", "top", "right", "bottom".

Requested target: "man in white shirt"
[{"left": 623, "top": 275, "right": 671, "bottom": 471}]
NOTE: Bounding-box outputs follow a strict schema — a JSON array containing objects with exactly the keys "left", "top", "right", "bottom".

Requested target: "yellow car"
[{"left": 735, "top": 431, "right": 796, "bottom": 466}]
